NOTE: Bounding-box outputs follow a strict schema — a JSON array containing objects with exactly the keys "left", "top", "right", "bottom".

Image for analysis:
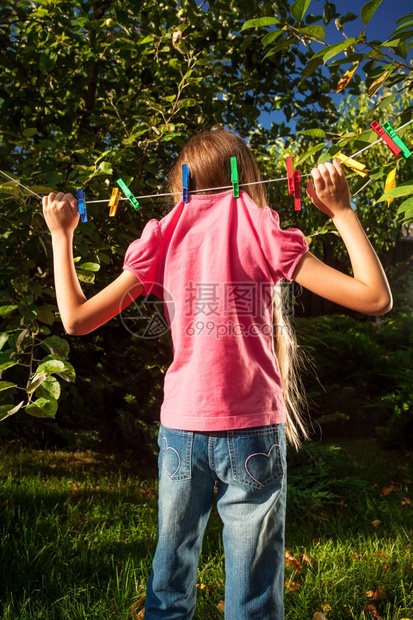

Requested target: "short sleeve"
[
  {"left": 123, "top": 219, "right": 163, "bottom": 295},
  {"left": 259, "top": 207, "right": 308, "bottom": 281}
]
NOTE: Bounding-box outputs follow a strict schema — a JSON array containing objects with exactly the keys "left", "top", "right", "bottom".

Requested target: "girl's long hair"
[{"left": 169, "top": 129, "right": 309, "bottom": 450}]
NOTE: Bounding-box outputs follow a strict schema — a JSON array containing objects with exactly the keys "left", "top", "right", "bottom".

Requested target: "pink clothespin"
[
  {"left": 370, "top": 121, "right": 401, "bottom": 157},
  {"left": 286, "top": 157, "right": 295, "bottom": 195},
  {"left": 293, "top": 170, "right": 301, "bottom": 211}
]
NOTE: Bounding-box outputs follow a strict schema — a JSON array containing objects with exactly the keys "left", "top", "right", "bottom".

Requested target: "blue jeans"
[{"left": 145, "top": 424, "right": 287, "bottom": 619}]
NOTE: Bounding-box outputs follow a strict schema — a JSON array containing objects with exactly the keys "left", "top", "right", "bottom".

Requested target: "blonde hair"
[{"left": 169, "top": 129, "right": 309, "bottom": 449}]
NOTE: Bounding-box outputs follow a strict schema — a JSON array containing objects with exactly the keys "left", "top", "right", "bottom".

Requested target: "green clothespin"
[
  {"left": 382, "top": 122, "right": 412, "bottom": 159},
  {"left": 116, "top": 178, "right": 140, "bottom": 210},
  {"left": 230, "top": 157, "right": 239, "bottom": 198}
]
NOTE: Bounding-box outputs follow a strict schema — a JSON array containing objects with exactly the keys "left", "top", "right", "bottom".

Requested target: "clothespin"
[
  {"left": 293, "top": 170, "right": 301, "bottom": 211},
  {"left": 335, "top": 153, "right": 368, "bottom": 178},
  {"left": 230, "top": 157, "right": 239, "bottom": 198},
  {"left": 382, "top": 122, "right": 412, "bottom": 159},
  {"left": 116, "top": 178, "right": 140, "bottom": 210},
  {"left": 182, "top": 164, "right": 190, "bottom": 203},
  {"left": 76, "top": 189, "right": 88, "bottom": 223},
  {"left": 370, "top": 121, "right": 401, "bottom": 157},
  {"left": 286, "top": 156, "right": 295, "bottom": 195},
  {"left": 108, "top": 187, "right": 121, "bottom": 217}
]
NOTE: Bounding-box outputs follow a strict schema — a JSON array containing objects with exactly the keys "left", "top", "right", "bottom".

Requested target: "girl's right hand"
[
  {"left": 42, "top": 192, "right": 79, "bottom": 237},
  {"left": 306, "top": 160, "right": 352, "bottom": 219}
]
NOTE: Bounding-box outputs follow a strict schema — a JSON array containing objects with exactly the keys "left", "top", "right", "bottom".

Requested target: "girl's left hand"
[{"left": 43, "top": 192, "right": 79, "bottom": 237}]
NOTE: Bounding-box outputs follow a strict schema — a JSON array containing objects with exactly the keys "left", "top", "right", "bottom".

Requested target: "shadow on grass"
[{"left": 0, "top": 440, "right": 412, "bottom": 619}]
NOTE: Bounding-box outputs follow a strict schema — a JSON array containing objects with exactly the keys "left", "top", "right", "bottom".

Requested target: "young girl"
[{"left": 43, "top": 129, "right": 392, "bottom": 619}]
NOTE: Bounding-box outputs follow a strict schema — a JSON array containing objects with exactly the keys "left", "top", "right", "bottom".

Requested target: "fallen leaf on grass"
[
  {"left": 313, "top": 613, "right": 328, "bottom": 620},
  {"left": 285, "top": 579, "right": 301, "bottom": 592},
  {"left": 301, "top": 552, "right": 312, "bottom": 565},
  {"left": 371, "top": 519, "right": 382, "bottom": 529},
  {"left": 401, "top": 496, "right": 411, "bottom": 505},
  {"left": 353, "top": 551, "right": 361, "bottom": 560},
  {"left": 130, "top": 595, "right": 146, "bottom": 616},
  {"left": 381, "top": 482, "right": 400, "bottom": 496},
  {"left": 366, "top": 586, "right": 387, "bottom": 601},
  {"left": 321, "top": 604, "right": 332, "bottom": 612},
  {"left": 216, "top": 600, "right": 225, "bottom": 612},
  {"left": 285, "top": 549, "right": 302, "bottom": 572}
]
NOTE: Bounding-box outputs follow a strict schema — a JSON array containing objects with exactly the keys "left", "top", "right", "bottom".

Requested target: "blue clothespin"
[
  {"left": 116, "top": 178, "right": 140, "bottom": 210},
  {"left": 76, "top": 189, "right": 88, "bottom": 223},
  {"left": 182, "top": 164, "right": 190, "bottom": 203},
  {"left": 230, "top": 157, "right": 239, "bottom": 198}
]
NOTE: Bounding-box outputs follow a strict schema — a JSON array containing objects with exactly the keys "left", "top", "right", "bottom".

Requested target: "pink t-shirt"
[{"left": 123, "top": 189, "right": 308, "bottom": 431}]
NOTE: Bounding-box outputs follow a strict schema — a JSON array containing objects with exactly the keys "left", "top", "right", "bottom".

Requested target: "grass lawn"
[{"left": 0, "top": 439, "right": 412, "bottom": 619}]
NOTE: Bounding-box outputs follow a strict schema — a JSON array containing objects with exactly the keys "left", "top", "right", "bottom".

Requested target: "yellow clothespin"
[
  {"left": 108, "top": 187, "right": 121, "bottom": 217},
  {"left": 335, "top": 153, "right": 368, "bottom": 178}
]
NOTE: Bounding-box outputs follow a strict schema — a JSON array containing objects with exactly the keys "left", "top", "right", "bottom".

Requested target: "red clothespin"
[
  {"left": 286, "top": 156, "right": 295, "bottom": 195},
  {"left": 293, "top": 170, "right": 301, "bottom": 211},
  {"left": 370, "top": 121, "right": 401, "bottom": 157}
]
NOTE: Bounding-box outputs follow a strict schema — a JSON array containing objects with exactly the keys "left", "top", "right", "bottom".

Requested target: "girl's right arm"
[
  {"left": 43, "top": 192, "right": 143, "bottom": 335},
  {"left": 292, "top": 160, "right": 392, "bottom": 316}
]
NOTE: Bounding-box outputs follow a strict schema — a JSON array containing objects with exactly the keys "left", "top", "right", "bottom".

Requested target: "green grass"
[{"left": 0, "top": 440, "right": 412, "bottom": 619}]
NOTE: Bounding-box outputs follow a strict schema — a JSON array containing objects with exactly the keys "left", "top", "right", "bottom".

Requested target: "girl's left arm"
[
  {"left": 292, "top": 161, "right": 392, "bottom": 316},
  {"left": 43, "top": 192, "right": 143, "bottom": 335}
]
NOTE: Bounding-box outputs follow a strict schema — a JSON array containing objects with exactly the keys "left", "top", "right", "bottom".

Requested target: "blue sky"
[
  {"left": 259, "top": 0, "right": 412, "bottom": 128},
  {"left": 333, "top": 0, "right": 411, "bottom": 42}
]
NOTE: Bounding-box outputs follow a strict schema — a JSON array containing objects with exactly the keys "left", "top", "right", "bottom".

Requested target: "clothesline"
[{"left": 1, "top": 118, "right": 412, "bottom": 204}]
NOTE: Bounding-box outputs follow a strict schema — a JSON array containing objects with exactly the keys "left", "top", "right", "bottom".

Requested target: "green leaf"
[
  {"left": 36, "top": 358, "right": 76, "bottom": 383},
  {"left": 298, "top": 128, "right": 327, "bottom": 138},
  {"left": 0, "top": 305, "right": 18, "bottom": 318},
  {"left": 77, "top": 272, "right": 95, "bottom": 284},
  {"left": 169, "top": 59, "right": 181, "bottom": 71},
  {"left": 23, "top": 128, "right": 37, "bottom": 138},
  {"left": 361, "top": 0, "right": 383, "bottom": 26},
  {"left": 298, "top": 25, "right": 326, "bottom": 40},
  {"left": 77, "top": 262, "right": 100, "bottom": 272},
  {"left": 263, "top": 38, "right": 294, "bottom": 59},
  {"left": 177, "top": 98, "right": 198, "bottom": 109},
  {"left": 37, "top": 309, "right": 55, "bottom": 325},
  {"left": 241, "top": 17, "right": 280, "bottom": 31},
  {"left": 396, "top": 197, "right": 413, "bottom": 214},
  {"left": 26, "top": 396, "right": 58, "bottom": 419},
  {"left": 27, "top": 371, "right": 49, "bottom": 394},
  {"left": 290, "top": 0, "right": 312, "bottom": 22},
  {"left": 98, "top": 162, "right": 113, "bottom": 175},
  {"left": 0, "top": 401, "right": 24, "bottom": 421},
  {"left": 295, "top": 142, "right": 326, "bottom": 166},
  {"left": 300, "top": 57, "right": 324, "bottom": 81},
  {"left": 41, "top": 336, "right": 70, "bottom": 359},
  {"left": 323, "top": 38, "right": 356, "bottom": 63},
  {"left": 262, "top": 30, "right": 284, "bottom": 48},
  {"left": 0, "top": 360, "right": 18, "bottom": 373},
  {"left": 0, "top": 333, "right": 9, "bottom": 351},
  {"left": 376, "top": 185, "right": 413, "bottom": 202},
  {"left": 0, "top": 381, "right": 17, "bottom": 392},
  {"left": 37, "top": 376, "right": 61, "bottom": 400}
]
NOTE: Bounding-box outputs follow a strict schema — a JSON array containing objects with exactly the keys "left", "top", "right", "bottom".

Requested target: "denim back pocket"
[
  {"left": 159, "top": 426, "right": 193, "bottom": 481},
  {"left": 228, "top": 425, "right": 285, "bottom": 489}
]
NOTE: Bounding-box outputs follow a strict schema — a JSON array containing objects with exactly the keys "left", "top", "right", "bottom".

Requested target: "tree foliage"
[{"left": 0, "top": 0, "right": 412, "bottom": 433}]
